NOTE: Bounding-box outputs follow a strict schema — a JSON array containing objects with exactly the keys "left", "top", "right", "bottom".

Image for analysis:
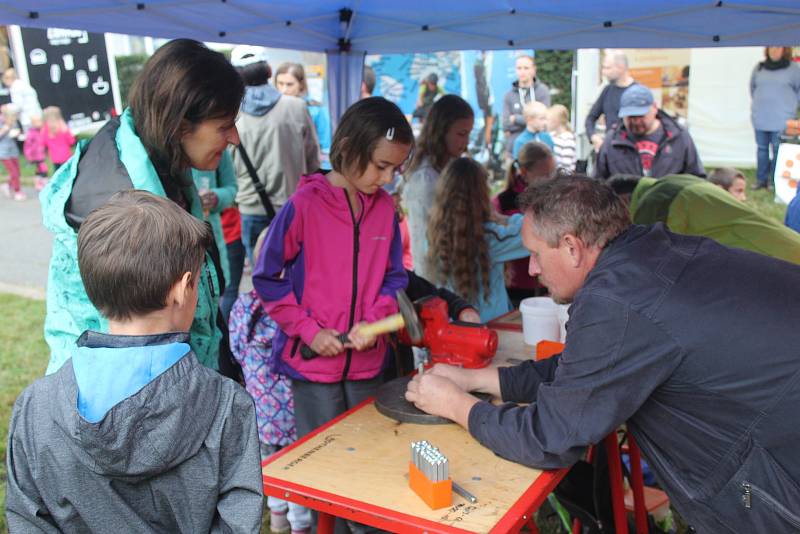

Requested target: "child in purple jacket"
[{"left": 253, "top": 97, "right": 413, "bottom": 441}]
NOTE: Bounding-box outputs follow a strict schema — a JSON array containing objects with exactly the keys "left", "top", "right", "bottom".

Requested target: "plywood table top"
[{"left": 262, "top": 329, "right": 563, "bottom": 533}]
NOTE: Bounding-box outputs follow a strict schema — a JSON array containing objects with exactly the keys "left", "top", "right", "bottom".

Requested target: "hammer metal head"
[{"left": 397, "top": 289, "right": 424, "bottom": 343}]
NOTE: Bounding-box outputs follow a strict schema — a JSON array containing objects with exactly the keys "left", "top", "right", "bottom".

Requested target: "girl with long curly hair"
[
  {"left": 403, "top": 94, "right": 474, "bottom": 278},
  {"left": 426, "top": 157, "right": 529, "bottom": 321}
]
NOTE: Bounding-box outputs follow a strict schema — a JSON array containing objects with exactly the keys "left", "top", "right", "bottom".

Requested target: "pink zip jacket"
[
  {"left": 44, "top": 127, "right": 76, "bottom": 164},
  {"left": 253, "top": 172, "right": 408, "bottom": 383}
]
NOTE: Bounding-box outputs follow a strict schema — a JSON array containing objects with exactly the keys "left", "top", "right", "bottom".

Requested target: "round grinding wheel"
[{"left": 375, "top": 375, "right": 490, "bottom": 425}]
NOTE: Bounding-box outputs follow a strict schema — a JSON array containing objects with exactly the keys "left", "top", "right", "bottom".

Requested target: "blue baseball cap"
[{"left": 618, "top": 84, "right": 654, "bottom": 118}]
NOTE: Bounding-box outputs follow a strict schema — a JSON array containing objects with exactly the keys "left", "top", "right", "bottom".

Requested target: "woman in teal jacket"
[{"left": 41, "top": 39, "right": 244, "bottom": 374}]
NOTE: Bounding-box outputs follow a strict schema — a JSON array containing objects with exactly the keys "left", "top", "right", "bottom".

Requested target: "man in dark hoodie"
[
  {"left": 228, "top": 45, "right": 320, "bottom": 263},
  {"left": 6, "top": 190, "right": 263, "bottom": 532},
  {"left": 595, "top": 84, "right": 704, "bottom": 180},
  {"left": 502, "top": 54, "right": 551, "bottom": 156}
]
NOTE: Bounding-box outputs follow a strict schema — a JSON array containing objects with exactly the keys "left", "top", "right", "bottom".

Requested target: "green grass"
[{"left": 0, "top": 294, "right": 49, "bottom": 532}]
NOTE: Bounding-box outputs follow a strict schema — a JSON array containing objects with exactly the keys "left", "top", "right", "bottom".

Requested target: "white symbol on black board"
[
  {"left": 50, "top": 64, "right": 61, "bottom": 84},
  {"left": 92, "top": 76, "right": 109, "bottom": 95},
  {"left": 87, "top": 55, "right": 98, "bottom": 72},
  {"left": 62, "top": 54, "right": 74, "bottom": 71},
  {"left": 76, "top": 70, "right": 89, "bottom": 88},
  {"left": 29, "top": 48, "right": 47, "bottom": 66},
  {"left": 78, "top": 32, "right": 89, "bottom": 44},
  {"left": 92, "top": 111, "right": 100, "bottom": 120}
]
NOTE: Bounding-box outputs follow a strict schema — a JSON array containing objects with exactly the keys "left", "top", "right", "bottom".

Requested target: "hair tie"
[{"left": 386, "top": 127, "right": 395, "bottom": 141}]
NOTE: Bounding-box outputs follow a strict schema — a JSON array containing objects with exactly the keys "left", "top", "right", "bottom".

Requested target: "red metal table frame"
[{"left": 262, "top": 397, "right": 568, "bottom": 534}]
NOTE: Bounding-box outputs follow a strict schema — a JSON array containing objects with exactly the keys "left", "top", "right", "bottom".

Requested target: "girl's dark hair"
[
  {"left": 329, "top": 97, "right": 414, "bottom": 176},
  {"left": 238, "top": 62, "right": 271, "bottom": 86},
  {"left": 505, "top": 141, "right": 553, "bottom": 191},
  {"left": 128, "top": 39, "right": 244, "bottom": 193},
  {"left": 408, "top": 94, "right": 474, "bottom": 174},
  {"left": 427, "top": 157, "right": 492, "bottom": 304}
]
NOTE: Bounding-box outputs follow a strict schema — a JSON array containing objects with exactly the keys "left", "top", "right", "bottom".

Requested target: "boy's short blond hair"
[
  {"left": 78, "top": 190, "right": 212, "bottom": 321},
  {"left": 523, "top": 101, "right": 548, "bottom": 119}
]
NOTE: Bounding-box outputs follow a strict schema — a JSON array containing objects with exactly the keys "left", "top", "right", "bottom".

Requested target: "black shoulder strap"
[{"left": 237, "top": 144, "right": 276, "bottom": 221}]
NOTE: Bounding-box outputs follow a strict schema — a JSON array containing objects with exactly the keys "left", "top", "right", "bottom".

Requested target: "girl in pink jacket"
[
  {"left": 254, "top": 97, "right": 412, "bottom": 438},
  {"left": 42, "top": 106, "right": 76, "bottom": 170}
]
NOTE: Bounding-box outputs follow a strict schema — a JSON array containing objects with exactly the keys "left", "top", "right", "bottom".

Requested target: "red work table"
[{"left": 261, "top": 328, "right": 568, "bottom": 533}]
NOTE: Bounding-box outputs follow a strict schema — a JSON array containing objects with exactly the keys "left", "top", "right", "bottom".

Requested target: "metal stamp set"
[{"left": 409, "top": 440, "right": 452, "bottom": 509}]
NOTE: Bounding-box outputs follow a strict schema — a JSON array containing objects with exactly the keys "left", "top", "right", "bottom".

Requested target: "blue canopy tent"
[{"left": 1, "top": 1, "right": 798, "bottom": 123}]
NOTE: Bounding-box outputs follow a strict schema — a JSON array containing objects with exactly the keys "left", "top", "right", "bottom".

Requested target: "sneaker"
[
  {"left": 269, "top": 510, "right": 290, "bottom": 534},
  {"left": 0, "top": 183, "right": 9, "bottom": 198},
  {"left": 13, "top": 191, "right": 27, "bottom": 201},
  {"left": 35, "top": 177, "right": 49, "bottom": 191},
  {"left": 751, "top": 182, "right": 770, "bottom": 191},
  {"left": 291, "top": 529, "right": 311, "bottom": 534}
]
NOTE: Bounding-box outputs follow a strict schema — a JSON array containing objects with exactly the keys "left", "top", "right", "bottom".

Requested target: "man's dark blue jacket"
[{"left": 469, "top": 223, "right": 800, "bottom": 532}]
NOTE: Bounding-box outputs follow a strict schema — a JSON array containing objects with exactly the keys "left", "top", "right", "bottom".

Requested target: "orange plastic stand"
[
  {"left": 408, "top": 462, "right": 452, "bottom": 509},
  {"left": 535, "top": 340, "right": 565, "bottom": 361}
]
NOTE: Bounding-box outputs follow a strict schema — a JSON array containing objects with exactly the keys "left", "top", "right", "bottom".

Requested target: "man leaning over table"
[{"left": 406, "top": 175, "right": 800, "bottom": 533}]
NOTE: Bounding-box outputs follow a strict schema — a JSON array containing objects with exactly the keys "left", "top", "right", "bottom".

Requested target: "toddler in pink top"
[{"left": 43, "top": 106, "right": 76, "bottom": 170}]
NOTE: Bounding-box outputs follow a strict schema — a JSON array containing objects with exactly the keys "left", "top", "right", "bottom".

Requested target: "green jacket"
[
  {"left": 40, "top": 109, "right": 223, "bottom": 374},
  {"left": 191, "top": 151, "right": 238, "bottom": 282},
  {"left": 630, "top": 174, "right": 800, "bottom": 265}
]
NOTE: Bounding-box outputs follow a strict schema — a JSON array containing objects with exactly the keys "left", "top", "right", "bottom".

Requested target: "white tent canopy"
[{"left": 1, "top": 1, "right": 798, "bottom": 122}]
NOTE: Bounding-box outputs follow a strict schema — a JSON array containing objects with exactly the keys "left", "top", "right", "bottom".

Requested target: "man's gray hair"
[{"left": 518, "top": 175, "right": 631, "bottom": 248}]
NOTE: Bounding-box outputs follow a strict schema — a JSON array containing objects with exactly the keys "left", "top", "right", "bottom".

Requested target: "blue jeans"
[
  {"left": 220, "top": 239, "right": 245, "bottom": 323},
  {"left": 755, "top": 130, "right": 781, "bottom": 186},
  {"left": 240, "top": 214, "right": 271, "bottom": 265}
]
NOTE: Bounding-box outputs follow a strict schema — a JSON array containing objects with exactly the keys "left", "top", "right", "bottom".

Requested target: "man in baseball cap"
[{"left": 595, "top": 84, "right": 704, "bottom": 180}]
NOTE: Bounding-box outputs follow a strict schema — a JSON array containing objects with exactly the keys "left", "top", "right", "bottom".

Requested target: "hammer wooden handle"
[{"left": 356, "top": 313, "right": 405, "bottom": 337}]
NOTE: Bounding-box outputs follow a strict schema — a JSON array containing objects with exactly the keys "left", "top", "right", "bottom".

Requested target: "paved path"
[{"left": 0, "top": 185, "right": 51, "bottom": 300}]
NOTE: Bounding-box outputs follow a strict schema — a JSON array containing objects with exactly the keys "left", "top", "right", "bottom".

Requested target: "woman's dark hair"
[
  {"left": 408, "top": 94, "right": 473, "bottom": 174},
  {"left": 763, "top": 46, "right": 793, "bottom": 62},
  {"left": 128, "top": 39, "right": 244, "bottom": 194},
  {"left": 329, "top": 97, "right": 414, "bottom": 176},
  {"left": 238, "top": 62, "right": 271, "bottom": 86}
]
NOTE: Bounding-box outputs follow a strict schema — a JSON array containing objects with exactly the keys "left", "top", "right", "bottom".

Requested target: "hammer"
[{"left": 300, "top": 290, "right": 424, "bottom": 359}]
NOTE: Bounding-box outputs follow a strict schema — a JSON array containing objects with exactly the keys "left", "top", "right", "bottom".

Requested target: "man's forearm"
[
  {"left": 447, "top": 392, "right": 480, "bottom": 429},
  {"left": 465, "top": 366, "right": 502, "bottom": 398}
]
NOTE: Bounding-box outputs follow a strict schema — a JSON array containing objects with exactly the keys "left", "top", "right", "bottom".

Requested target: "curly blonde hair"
[{"left": 426, "top": 157, "right": 492, "bottom": 304}]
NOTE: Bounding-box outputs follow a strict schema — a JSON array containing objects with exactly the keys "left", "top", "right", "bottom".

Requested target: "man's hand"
[
  {"left": 428, "top": 363, "right": 473, "bottom": 392},
  {"left": 310, "top": 329, "right": 345, "bottom": 356},
  {"left": 405, "top": 373, "right": 478, "bottom": 427},
  {"left": 457, "top": 308, "right": 481, "bottom": 323},
  {"left": 346, "top": 322, "right": 377, "bottom": 352},
  {"left": 591, "top": 134, "right": 605, "bottom": 152}
]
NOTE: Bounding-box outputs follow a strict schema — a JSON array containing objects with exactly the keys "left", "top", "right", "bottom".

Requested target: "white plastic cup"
[
  {"left": 519, "top": 297, "right": 561, "bottom": 347},
  {"left": 557, "top": 304, "right": 570, "bottom": 342}
]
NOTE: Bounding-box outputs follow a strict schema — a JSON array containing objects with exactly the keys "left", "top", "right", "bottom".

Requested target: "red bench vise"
[{"left": 397, "top": 296, "right": 498, "bottom": 368}]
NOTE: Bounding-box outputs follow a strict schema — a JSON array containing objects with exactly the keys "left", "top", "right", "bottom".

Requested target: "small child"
[
  {"left": 547, "top": 104, "right": 577, "bottom": 173},
  {"left": 0, "top": 103, "right": 24, "bottom": 201},
  {"left": 23, "top": 114, "right": 49, "bottom": 191},
  {"left": 6, "top": 190, "right": 264, "bottom": 531},
  {"left": 512, "top": 101, "right": 554, "bottom": 159},
  {"left": 42, "top": 106, "right": 76, "bottom": 171},
  {"left": 254, "top": 97, "right": 411, "bottom": 440},
  {"left": 427, "top": 157, "right": 530, "bottom": 322},
  {"left": 708, "top": 167, "right": 747, "bottom": 202},
  {"left": 230, "top": 228, "right": 311, "bottom": 534}
]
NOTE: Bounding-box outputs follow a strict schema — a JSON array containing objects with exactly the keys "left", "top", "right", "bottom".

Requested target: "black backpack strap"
[{"left": 237, "top": 143, "right": 276, "bottom": 221}]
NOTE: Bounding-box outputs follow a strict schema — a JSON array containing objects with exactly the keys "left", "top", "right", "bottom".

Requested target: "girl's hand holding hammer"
[
  {"left": 345, "top": 322, "right": 377, "bottom": 351},
  {"left": 310, "top": 329, "right": 345, "bottom": 356}
]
